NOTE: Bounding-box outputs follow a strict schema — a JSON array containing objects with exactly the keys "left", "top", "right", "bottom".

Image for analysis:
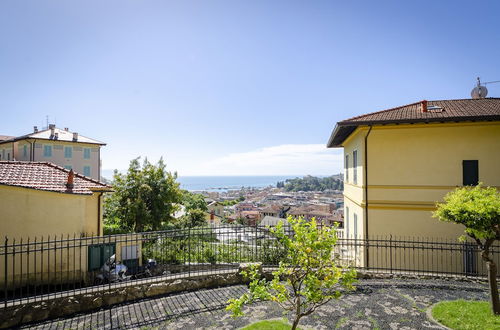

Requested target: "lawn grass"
[
  {"left": 241, "top": 319, "right": 299, "bottom": 330},
  {"left": 431, "top": 300, "right": 500, "bottom": 330}
]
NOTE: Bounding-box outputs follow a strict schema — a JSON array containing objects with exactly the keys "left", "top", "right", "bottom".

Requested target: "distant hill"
[{"left": 277, "top": 175, "right": 343, "bottom": 192}]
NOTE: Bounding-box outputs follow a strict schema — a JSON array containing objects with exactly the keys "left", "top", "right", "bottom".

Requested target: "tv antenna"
[{"left": 471, "top": 77, "right": 500, "bottom": 99}]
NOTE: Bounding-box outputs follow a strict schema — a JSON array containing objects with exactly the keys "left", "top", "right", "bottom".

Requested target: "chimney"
[
  {"left": 49, "top": 124, "right": 56, "bottom": 129},
  {"left": 73, "top": 132, "right": 78, "bottom": 141},
  {"left": 66, "top": 169, "right": 75, "bottom": 190},
  {"left": 54, "top": 132, "right": 59, "bottom": 140},
  {"left": 421, "top": 100, "right": 428, "bottom": 113},
  {"left": 34, "top": 126, "right": 38, "bottom": 133},
  {"left": 64, "top": 127, "right": 69, "bottom": 131},
  {"left": 50, "top": 127, "right": 55, "bottom": 138}
]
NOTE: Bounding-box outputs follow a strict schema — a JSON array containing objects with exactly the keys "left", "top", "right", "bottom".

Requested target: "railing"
[{"left": 1, "top": 225, "right": 499, "bottom": 308}]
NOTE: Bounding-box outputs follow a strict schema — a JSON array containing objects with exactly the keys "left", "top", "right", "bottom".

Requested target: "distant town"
[{"left": 197, "top": 174, "right": 344, "bottom": 227}]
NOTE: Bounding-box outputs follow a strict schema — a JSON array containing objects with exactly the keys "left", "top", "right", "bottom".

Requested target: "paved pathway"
[{"left": 25, "top": 279, "right": 489, "bottom": 329}]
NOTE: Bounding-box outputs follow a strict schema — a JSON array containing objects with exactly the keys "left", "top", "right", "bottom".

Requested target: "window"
[
  {"left": 345, "top": 207, "right": 349, "bottom": 237},
  {"left": 83, "top": 166, "right": 91, "bottom": 177},
  {"left": 64, "top": 165, "right": 72, "bottom": 170},
  {"left": 23, "top": 145, "right": 28, "bottom": 158},
  {"left": 43, "top": 145, "right": 52, "bottom": 157},
  {"left": 345, "top": 154, "right": 349, "bottom": 182},
  {"left": 353, "top": 213, "right": 358, "bottom": 238},
  {"left": 353, "top": 150, "right": 358, "bottom": 185},
  {"left": 83, "top": 148, "right": 91, "bottom": 159},
  {"left": 64, "top": 146, "right": 73, "bottom": 158},
  {"left": 463, "top": 160, "right": 478, "bottom": 186}
]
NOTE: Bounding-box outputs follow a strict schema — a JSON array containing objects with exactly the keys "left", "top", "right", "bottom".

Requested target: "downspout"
[
  {"left": 364, "top": 126, "right": 373, "bottom": 268},
  {"left": 98, "top": 146, "right": 101, "bottom": 181},
  {"left": 97, "top": 192, "right": 103, "bottom": 236},
  {"left": 31, "top": 139, "right": 37, "bottom": 161}
]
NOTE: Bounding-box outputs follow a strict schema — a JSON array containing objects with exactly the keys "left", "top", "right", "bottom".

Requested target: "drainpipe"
[
  {"left": 31, "top": 139, "right": 37, "bottom": 161},
  {"left": 97, "top": 192, "right": 103, "bottom": 236},
  {"left": 364, "top": 126, "right": 373, "bottom": 268}
]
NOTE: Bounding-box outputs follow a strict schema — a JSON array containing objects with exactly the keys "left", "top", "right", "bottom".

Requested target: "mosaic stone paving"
[{"left": 26, "top": 279, "right": 489, "bottom": 329}]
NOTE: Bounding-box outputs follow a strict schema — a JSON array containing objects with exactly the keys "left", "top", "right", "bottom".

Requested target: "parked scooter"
[
  {"left": 131, "top": 259, "right": 157, "bottom": 279},
  {"left": 94, "top": 254, "right": 129, "bottom": 285},
  {"left": 94, "top": 255, "right": 157, "bottom": 285}
]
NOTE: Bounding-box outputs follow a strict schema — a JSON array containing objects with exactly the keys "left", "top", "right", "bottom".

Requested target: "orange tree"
[
  {"left": 434, "top": 185, "right": 500, "bottom": 315},
  {"left": 227, "top": 217, "right": 356, "bottom": 330}
]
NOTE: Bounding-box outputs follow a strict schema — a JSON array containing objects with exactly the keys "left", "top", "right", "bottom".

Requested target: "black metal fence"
[{"left": 1, "top": 225, "right": 499, "bottom": 308}]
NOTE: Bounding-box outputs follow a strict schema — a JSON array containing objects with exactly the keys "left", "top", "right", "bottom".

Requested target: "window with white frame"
[
  {"left": 345, "top": 207, "right": 349, "bottom": 237},
  {"left": 353, "top": 150, "right": 358, "bottom": 185},
  {"left": 83, "top": 148, "right": 91, "bottom": 159},
  {"left": 64, "top": 146, "right": 73, "bottom": 158},
  {"left": 345, "top": 154, "right": 349, "bottom": 182},
  {"left": 83, "top": 166, "right": 91, "bottom": 177},
  {"left": 353, "top": 213, "right": 358, "bottom": 238},
  {"left": 43, "top": 145, "right": 52, "bottom": 157}
]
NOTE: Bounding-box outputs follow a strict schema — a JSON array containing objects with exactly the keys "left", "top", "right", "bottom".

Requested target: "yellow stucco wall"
[
  {"left": 341, "top": 121, "right": 500, "bottom": 271},
  {"left": 0, "top": 185, "right": 101, "bottom": 240},
  {"left": 0, "top": 185, "right": 105, "bottom": 286}
]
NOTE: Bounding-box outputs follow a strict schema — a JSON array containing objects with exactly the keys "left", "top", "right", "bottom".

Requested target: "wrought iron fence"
[{"left": 1, "top": 224, "right": 499, "bottom": 308}]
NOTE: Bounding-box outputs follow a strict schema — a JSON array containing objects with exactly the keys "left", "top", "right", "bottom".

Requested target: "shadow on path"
[{"left": 27, "top": 285, "right": 248, "bottom": 330}]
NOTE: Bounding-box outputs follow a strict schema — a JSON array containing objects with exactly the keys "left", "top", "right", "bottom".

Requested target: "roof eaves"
[{"left": 0, "top": 182, "right": 94, "bottom": 195}]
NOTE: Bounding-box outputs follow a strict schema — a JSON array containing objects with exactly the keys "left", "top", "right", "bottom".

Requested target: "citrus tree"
[
  {"left": 227, "top": 217, "right": 357, "bottom": 329},
  {"left": 433, "top": 184, "right": 500, "bottom": 314}
]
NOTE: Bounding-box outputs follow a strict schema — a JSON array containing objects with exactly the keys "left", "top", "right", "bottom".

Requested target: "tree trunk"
[
  {"left": 487, "top": 261, "right": 500, "bottom": 315},
  {"left": 291, "top": 316, "right": 301, "bottom": 330}
]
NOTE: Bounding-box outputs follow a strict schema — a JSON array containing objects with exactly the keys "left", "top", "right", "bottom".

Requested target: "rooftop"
[
  {"left": 0, "top": 161, "right": 112, "bottom": 195},
  {"left": 0, "top": 126, "right": 105, "bottom": 145},
  {"left": 327, "top": 98, "right": 500, "bottom": 147}
]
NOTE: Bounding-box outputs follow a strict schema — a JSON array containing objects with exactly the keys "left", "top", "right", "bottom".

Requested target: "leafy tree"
[
  {"left": 283, "top": 175, "right": 343, "bottom": 192},
  {"left": 433, "top": 185, "right": 500, "bottom": 314},
  {"left": 227, "top": 217, "right": 357, "bottom": 329},
  {"left": 178, "top": 209, "right": 207, "bottom": 228},
  {"left": 182, "top": 191, "right": 208, "bottom": 212},
  {"left": 105, "top": 157, "right": 182, "bottom": 232}
]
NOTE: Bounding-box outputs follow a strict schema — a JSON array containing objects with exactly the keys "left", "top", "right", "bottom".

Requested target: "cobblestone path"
[{"left": 26, "top": 279, "right": 489, "bottom": 329}]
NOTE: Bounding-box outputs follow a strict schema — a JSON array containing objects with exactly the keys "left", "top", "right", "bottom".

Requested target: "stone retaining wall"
[{"left": 0, "top": 271, "right": 250, "bottom": 329}]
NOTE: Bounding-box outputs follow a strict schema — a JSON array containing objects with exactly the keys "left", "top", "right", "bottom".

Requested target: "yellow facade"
[
  {"left": 0, "top": 185, "right": 103, "bottom": 240},
  {"left": 0, "top": 185, "right": 107, "bottom": 286},
  {"left": 343, "top": 121, "right": 500, "bottom": 238},
  {"left": 341, "top": 121, "right": 500, "bottom": 270}
]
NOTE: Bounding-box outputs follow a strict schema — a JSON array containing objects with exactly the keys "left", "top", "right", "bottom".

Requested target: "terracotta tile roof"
[
  {"left": 328, "top": 98, "right": 500, "bottom": 147},
  {"left": 0, "top": 161, "right": 112, "bottom": 195}
]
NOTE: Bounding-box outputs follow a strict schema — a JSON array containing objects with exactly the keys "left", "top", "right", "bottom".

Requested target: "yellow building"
[
  {"left": 0, "top": 161, "right": 113, "bottom": 286},
  {"left": 0, "top": 124, "right": 105, "bottom": 180},
  {"left": 327, "top": 98, "right": 500, "bottom": 271}
]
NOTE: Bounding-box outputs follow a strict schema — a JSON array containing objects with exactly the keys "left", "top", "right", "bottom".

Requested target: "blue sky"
[{"left": 1, "top": 1, "right": 499, "bottom": 176}]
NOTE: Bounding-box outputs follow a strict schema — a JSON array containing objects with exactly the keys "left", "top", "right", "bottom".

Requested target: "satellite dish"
[
  {"left": 471, "top": 85, "right": 488, "bottom": 99},
  {"left": 471, "top": 77, "right": 488, "bottom": 99}
]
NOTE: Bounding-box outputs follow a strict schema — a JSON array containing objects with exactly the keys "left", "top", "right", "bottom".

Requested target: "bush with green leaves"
[
  {"left": 434, "top": 184, "right": 500, "bottom": 315},
  {"left": 227, "top": 217, "right": 357, "bottom": 330}
]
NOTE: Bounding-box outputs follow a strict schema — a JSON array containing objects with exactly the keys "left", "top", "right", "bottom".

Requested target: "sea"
[
  {"left": 177, "top": 176, "right": 300, "bottom": 192},
  {"left": 102, "top": 170, "right": 306, "bottom": 192}
]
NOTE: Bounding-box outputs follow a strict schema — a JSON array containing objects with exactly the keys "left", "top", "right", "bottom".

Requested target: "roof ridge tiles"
[{"left": 340, "top": 97, "right": 500, "bottom": 124}]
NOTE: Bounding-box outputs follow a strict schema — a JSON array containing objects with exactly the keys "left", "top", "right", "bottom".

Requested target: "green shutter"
[{"left": 463, "top": 160, "right": 478, "bottom": 186}]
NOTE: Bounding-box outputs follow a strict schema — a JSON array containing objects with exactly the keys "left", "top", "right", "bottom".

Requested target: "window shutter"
[{"left": 462, "top": 160, "right": 478, "bottom": 186}]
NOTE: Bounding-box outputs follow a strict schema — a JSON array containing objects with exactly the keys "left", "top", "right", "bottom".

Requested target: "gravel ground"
[{"left": 25, "top": 279, "right": 489, "bottom": 330}]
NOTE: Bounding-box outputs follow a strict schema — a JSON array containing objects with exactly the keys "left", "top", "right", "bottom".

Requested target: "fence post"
[
  {"left": 4, "top": 236, "right": 8, "bottom": 308},
  {"left": 389, "top": 235, "right": 393, "bottom": 274},
  {"left": 188, "top": 226, "right": 191, "bottom": 277}
]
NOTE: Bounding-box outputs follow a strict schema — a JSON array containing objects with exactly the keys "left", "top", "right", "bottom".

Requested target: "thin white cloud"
[{"left": 183, "top": 144, "right": 343, "bottom": 176}]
